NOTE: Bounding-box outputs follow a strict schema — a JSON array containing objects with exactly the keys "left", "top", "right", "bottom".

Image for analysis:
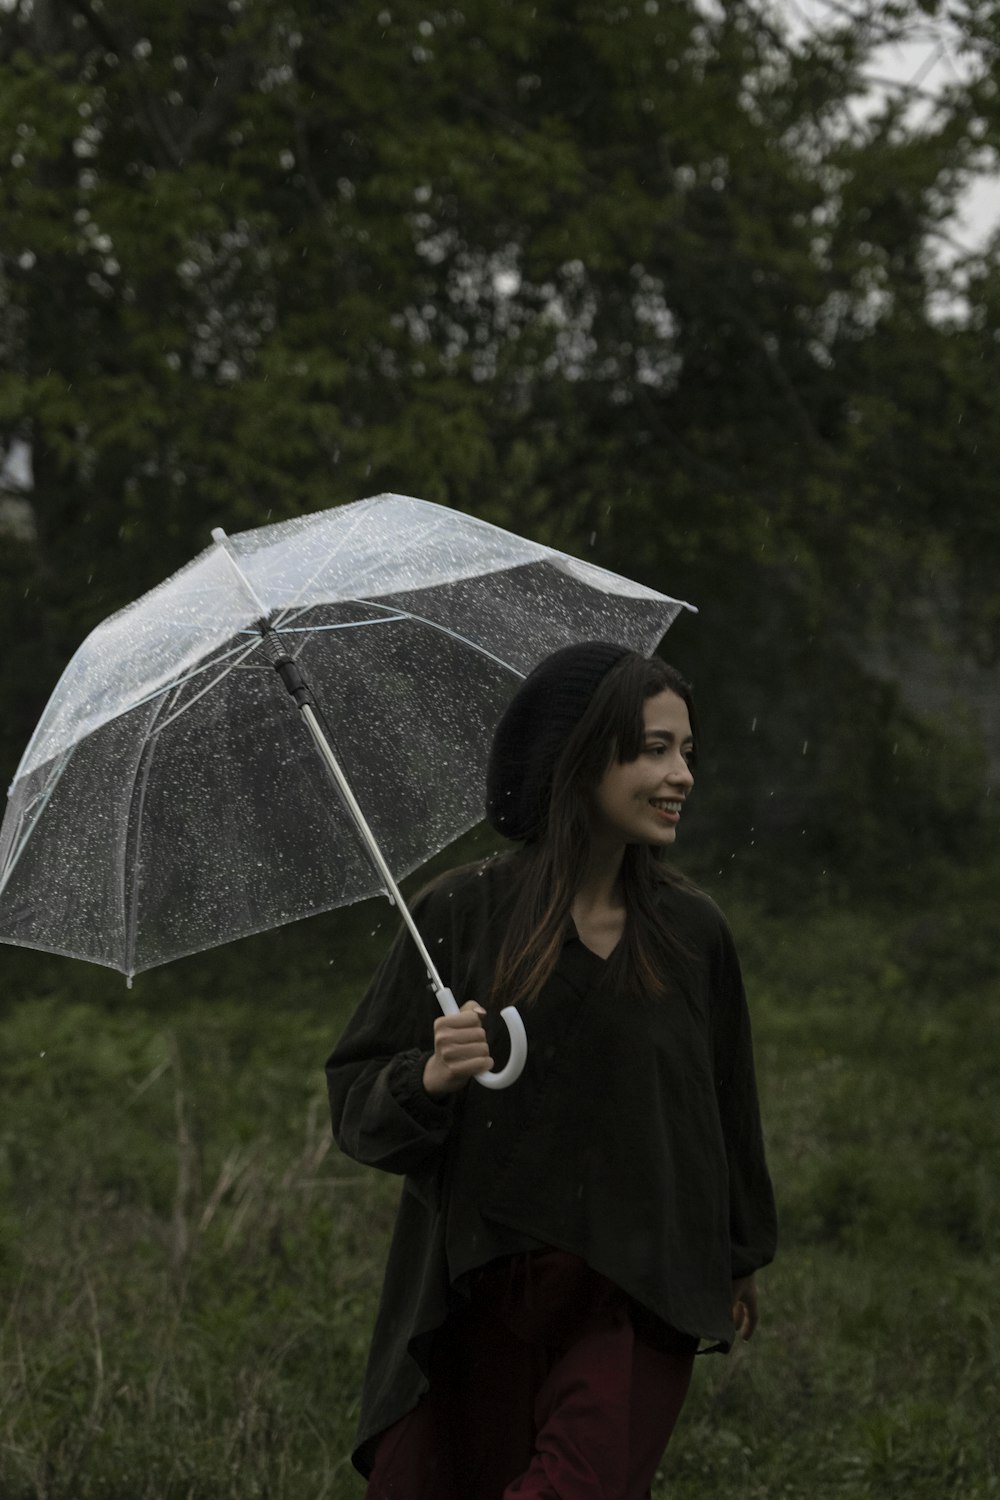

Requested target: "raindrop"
[
  {"left": 39, "top": 1050, "right": 46, "bottom": 1058},
  {"left": 801, "top": 740, "right": 808, "bottom": 754}
]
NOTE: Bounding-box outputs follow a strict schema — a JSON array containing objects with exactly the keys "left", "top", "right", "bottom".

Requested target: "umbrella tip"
[{"left": 211, "top": 526, "right": 228, "bottom": 545}]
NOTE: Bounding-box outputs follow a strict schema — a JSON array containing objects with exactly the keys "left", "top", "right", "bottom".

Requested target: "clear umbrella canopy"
[{"left": 0, "top": 494, "right": 694, "bottom": 978}]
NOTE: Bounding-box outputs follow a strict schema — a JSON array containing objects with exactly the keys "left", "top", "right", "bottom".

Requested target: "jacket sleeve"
[
  {"left": 710, "top": 913, "right": 778, "bottom": 1280},
  {"left": 325, "top": 890, "right": 457, "bottom": 1177}
]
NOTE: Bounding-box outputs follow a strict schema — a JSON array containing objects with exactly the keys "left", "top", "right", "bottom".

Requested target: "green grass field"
[{"left": 1, "top": 856, "right": 997, "bottom": 1498}]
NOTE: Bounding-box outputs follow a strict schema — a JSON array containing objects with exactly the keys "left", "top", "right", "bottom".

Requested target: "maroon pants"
[{"left": 365, "top": 1250, "right": 694, "bottom": 1500}]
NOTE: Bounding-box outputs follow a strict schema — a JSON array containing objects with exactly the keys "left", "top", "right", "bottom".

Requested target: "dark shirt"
[{"left": 325, "top": 851, "right": 776, "bottom": 1476}]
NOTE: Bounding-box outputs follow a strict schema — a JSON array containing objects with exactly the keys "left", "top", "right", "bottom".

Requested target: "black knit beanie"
[{"left": 486, "top": 641, "right": 633, "bottom": 841}]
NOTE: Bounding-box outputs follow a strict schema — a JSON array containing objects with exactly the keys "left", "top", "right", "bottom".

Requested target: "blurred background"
[{"left": 1, "top": 2, "right": 997, "bottom": 1496}]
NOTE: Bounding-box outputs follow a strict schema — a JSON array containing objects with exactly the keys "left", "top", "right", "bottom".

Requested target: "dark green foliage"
[{"left": 1, "top": 0, "right": 998, "bottom": 874}]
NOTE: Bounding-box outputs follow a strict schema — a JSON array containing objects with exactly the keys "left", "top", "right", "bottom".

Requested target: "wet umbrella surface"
[{"left": 0, "top": 494, "right": 694, "bottom": 983}]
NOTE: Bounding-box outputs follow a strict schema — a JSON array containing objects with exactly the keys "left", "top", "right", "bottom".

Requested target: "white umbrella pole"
[{"left": 210, "top": 529, "right": 527, "bottom": 1091}]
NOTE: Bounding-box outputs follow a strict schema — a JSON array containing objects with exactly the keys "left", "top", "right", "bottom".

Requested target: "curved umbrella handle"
[{"left": 436, "top": 987, "right": 528, "bottom": 1091}]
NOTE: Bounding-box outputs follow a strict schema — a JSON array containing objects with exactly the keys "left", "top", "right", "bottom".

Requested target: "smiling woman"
[{"left": 325, "top": 643, "right": 776, "bottom": 1500}]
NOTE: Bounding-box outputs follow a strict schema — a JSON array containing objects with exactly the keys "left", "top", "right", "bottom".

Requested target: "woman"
[{"left": 326, "top": 642, "right": 777, "bottom": 1499}]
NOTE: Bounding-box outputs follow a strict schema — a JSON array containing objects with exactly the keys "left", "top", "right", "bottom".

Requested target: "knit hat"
[{"left": 486, "top": 641, "right": 633, "bottom": 841}]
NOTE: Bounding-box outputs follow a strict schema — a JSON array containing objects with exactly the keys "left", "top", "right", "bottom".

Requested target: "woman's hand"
[
  {"left": 731, "top": 1275, "right": 759, "bottom": 1340},
  {"left": 422, "top": 1001, "right": 494, "bottom": 1096}
]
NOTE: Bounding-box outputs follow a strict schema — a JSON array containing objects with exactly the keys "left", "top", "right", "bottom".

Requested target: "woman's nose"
[{"left": 669, "top": 756, "right": 694, "bottom": 786}]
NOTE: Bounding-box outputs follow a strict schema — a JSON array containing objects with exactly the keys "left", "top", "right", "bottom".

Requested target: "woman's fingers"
[
  {"left": 731, "top": 1275, "right": 759, "bottom": 1340},
  {"left": 423, "top": 1004, "right": 494, "bottom": 1095},
  {"left": 434, "top": 1008, "right": 493, "bottom": 1068}
]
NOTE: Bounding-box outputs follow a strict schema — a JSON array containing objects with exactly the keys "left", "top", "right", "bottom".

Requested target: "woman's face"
[{"left": 588, "top": 689, "right": 695, "bottom": 848}]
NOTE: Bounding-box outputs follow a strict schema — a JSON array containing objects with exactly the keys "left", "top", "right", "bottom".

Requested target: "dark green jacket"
[{"left": 325, "top": 853, "right": 776, "bottom": 1476}]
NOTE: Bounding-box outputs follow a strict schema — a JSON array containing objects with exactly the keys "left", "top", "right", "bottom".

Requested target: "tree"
[{"left": 1, "top": 0, "right": 996, "bottom": 876}]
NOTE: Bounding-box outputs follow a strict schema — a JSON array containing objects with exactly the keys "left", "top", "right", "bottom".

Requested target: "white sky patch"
[
  {"left": 771, "top": 0, "right": 1000, "bottom": 257},
  {"left": 0, "top": 439, "right": 33, "bottom": 492},
  {"left": 493, "top": 268, "right": 521, "bottom": 298}
]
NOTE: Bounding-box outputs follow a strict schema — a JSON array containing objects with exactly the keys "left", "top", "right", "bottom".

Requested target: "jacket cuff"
[
  {"left": 387, "top": 1050, "right": 455, "bottom": 1130},
  {"left": 731, "top": 1247, "right": 774, "bottom": 1280}
]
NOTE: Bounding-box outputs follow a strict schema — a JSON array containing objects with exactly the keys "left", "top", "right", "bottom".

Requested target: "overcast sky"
[{"left": 773, "top": 0, "right": 1000, "bottom": 254}]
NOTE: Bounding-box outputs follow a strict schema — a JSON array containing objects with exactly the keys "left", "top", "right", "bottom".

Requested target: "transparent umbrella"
[{"left": 0, "top": 494, "right": 695, "bottom": 1088}]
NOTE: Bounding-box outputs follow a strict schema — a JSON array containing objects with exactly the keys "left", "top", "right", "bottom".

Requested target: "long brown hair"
[{"left": 486, "top": 654, "right": 698, "bottom": 1012}]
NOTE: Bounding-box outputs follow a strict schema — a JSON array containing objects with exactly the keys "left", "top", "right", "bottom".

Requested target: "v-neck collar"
[{"left": 566, "top": 917, "right": 622, "bottom": 964}]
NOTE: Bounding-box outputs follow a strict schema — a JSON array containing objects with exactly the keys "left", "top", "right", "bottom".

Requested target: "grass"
[{"left": 0, "top": 855, "right": 998, "bottom": 1498}]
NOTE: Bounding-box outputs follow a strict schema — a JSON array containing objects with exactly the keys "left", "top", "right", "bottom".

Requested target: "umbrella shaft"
[
  {"left": 298, "top": 703, "right": 447, "bottom": 997},
  {"left": 209, "top": 525, "right": 449, "bottom": 1002}
]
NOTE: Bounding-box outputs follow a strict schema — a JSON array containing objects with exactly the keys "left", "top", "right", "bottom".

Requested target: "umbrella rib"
[
  {"left": 268, "top": 503, "right": 448, "bottom": 628},
  {"left": 242, "top": 613, "right": 408, "bottom": 644},
  {"left": 269, "top": 502, "right": 385, "bottom": 627},
  {"left": 145, "top": 636, "right": 269, "bottom": 738},
  {"left": 269, "top": 599, "right": 529, "bottom": 681},
  {"left": 121, "top": 688, "right": 175, "bottom": 981},
  {"left": 26, "top": 637, "right": 265, "bottom": 773},
  {"left": 120, "top": 637, "right": 260, "bottom": 718},
  {"left": 0, "top": 748, "right": 74, "bottom": 898},
  {"left": 355, "top": 602, "right": 531, "bottom": 679}
]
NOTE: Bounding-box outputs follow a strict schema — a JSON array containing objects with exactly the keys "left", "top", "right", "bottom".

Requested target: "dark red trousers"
[{"left": 365, "top": 1250, "right": 694, "bottom": 1500}]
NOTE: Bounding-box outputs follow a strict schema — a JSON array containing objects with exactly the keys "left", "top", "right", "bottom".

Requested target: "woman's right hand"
[{"left": 423, "top": 1001, "right": 494, "bottom": 1096}]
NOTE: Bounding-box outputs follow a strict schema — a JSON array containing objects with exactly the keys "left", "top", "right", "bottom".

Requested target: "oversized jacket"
[{"left": 325, "top": 852, "right": 777, "bottom": 1477}]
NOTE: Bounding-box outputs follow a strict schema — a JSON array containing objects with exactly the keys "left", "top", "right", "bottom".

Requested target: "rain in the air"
[{"left": 0, "top": 1, "right": 997, "bottom": 1496}]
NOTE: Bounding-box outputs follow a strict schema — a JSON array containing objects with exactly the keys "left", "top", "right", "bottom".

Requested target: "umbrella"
[{"left": 0, "top": 493, "right": 695, "bottom": 1088}]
